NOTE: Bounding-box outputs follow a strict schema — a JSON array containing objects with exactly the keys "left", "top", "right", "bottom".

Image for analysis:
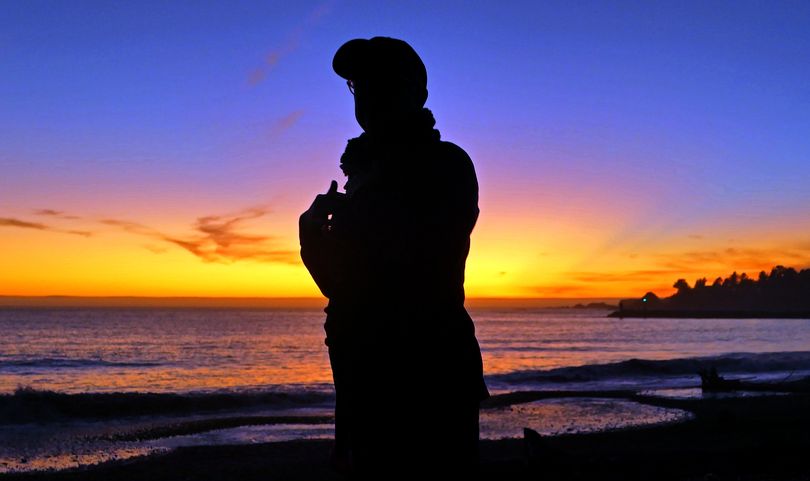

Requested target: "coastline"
[{"left": 2, "top": 393, "right": 808, "bottom": 480}]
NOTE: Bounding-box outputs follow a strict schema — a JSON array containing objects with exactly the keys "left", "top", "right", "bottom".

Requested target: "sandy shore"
[{"left": 2, "top": 392, "right": 809, "bottom": 480}]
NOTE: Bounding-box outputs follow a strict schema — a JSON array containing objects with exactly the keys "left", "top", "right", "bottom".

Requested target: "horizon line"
[{"left": 0, "top": 295, "right": 623, "bottom": 308}]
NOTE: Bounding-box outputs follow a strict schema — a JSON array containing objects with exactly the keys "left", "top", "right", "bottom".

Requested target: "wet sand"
[{"left": 2, "top": 393, "right": 809, "bottom": 480}]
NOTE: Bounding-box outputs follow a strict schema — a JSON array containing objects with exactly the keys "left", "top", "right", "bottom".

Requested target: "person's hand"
[{"left": 299, "top": 180, "right": 346, "bottom": 237}]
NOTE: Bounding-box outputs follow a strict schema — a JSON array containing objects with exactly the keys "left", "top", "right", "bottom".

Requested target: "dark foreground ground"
[{"left": 3, "top": 394, "right": 810, "bottom": 481}]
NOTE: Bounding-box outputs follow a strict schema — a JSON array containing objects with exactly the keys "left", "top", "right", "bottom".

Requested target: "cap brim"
[{"left": 332, "top": 38, "right": 370, "bottom": 80}]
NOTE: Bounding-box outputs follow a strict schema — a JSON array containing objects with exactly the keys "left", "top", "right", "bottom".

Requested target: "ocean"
[
  {"left": 1, "top": 306, "right": 809, "bottom": 472},
  {"left": 2, "top": 306, "right": 809, "bottom": 395}
]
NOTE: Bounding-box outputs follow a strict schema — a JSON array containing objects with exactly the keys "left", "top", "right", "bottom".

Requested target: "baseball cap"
[{"left": 332, "top": 36, "right": 427, "bottom": 90}]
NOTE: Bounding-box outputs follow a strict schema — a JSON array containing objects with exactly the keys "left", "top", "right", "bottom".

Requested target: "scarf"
[{"left": 339, "top": 107, "right": 441, "bottom": 196}]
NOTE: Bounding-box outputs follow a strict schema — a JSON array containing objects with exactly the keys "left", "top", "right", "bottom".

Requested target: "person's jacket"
[{"left": 300, "top": 124, "right": 490, "bottom": 403}]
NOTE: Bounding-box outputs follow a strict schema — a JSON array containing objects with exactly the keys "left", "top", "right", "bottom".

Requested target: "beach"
[
  {"left": 2, "top": 390, "right": 809, "bottom": 480},
  {"left": 2, "top": 306, "right": 810, "bottom": 478}
]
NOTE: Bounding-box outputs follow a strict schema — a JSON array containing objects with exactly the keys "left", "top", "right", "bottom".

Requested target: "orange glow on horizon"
[{"left": 2, "top": 194, "right": 808, "bottom": 302}]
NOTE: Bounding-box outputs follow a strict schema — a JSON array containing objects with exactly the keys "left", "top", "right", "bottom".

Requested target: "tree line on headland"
[{"left": 611, "top": 265, "right": 810, "bottom": 318}]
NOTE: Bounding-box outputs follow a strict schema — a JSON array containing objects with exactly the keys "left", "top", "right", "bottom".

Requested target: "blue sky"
[{"left": 2, "top": 1, "right": 809, "bottom": 297}]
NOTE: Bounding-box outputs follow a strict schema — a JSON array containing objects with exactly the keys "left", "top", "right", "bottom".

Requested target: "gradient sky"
[{"left": 2, "top": 1, "right": 809, "bottom": 299}]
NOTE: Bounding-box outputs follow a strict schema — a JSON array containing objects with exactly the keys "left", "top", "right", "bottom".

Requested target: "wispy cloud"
[
  {"left": 3, "top": 205, "right": 299, "bottom": 265},
  {"left": 527, "top": 283, "right": 651, "bottom": 297},
  {"left": 527, "top": 284, "right": 584, "bottom": 296},
  {"left": 100, "top": 205, "right": 298, "bottom": 264},
  {"left": 247, "top": 1, "right": 335, "bottom": 86},
  {"left": 142, "top": 244, "right": 169, "bottom": 254},
  {"left": 32, "top": 208, "right": 81, "bottom": 220},
  {"left": 98, "top": 218, "right": 159, "bottom": 236},
  {"left": 540, "top": 244, "right": 810, "bottom": 297},
  {"left": 0, "top": 217, "right": 48, "bottom": 230},
  {"left": 654, "top": 247, "right": 810, "bottom": 272},
  {"left": 1, "top": 216, "right": 92, "bottom": 237},
  {"left": 568, "top": 269, "right": 685, "bottom": 284},
  {"left": 269, "top": 109, "right": 305, "bottom": 138}
]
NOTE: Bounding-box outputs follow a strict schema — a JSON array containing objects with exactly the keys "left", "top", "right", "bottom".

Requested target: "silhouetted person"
[{"left": 299, "top": 36, "right": 489, "bottom": 478}]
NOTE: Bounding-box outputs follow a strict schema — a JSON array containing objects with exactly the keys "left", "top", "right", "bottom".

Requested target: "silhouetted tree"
[
  {"left": 673, "top": 279, "right": 691, "bottom": 294},
  {"left": 619, "top": 265, "right": 810, "bottom": 315}
]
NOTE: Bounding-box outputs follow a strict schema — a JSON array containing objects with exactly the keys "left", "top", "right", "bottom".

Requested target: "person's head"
[{"left": 333, "top": 37, "right": 428, "bottom": 133}]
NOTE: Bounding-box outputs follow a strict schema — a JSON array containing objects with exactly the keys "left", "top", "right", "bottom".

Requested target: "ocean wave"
[
  {"left": 0, "top": 387, "right": 335, "bottom": 425},
  {"left": 0, "top": 357, "right": 163, "bottom": 370},
  {"left": 488, "top": 351, "right": 810, "bottom": 385}
]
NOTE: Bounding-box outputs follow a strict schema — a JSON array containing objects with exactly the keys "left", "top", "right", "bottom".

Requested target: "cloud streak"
[
  {"left": 568, "top": 269, "right": 685, "bottom": 284},
  {"left": 653, "top": 247, "right": 810, "bottom": 273},
  {"left": 534, "top": 243, "right": 810, "bottom": 297},
  {"left": 32, "top": 208, "right": 81, "bottom": 220},
  {"left": 1, "top": 216, "right": 92, "bottom": 237},
  {"left": 247, "top": 1, "right": 334, "bottom": 86},
  {"left": 269, "top": 109, "right": 305, "bottom": 138},
  {"left": 3, "top": 204, "right": 299, "bottom": 265},
  {"left": 0, "top": 217, "right": 48, "bottom": 230},
  {"left": 100, "top": 205, "right": 299, "bottom": 264}
]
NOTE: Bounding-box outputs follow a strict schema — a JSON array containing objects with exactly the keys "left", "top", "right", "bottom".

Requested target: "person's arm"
[
  {"left": 299, "top": 181, "right": 346, "bottom": 299},
  {"left": 299, "top": 213, "right": 333, "bottom": 298}
]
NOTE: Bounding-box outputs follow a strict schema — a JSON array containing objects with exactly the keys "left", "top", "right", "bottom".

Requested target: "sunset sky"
[{"left": 2, "top": 1, "right": 809, "bottom": 300}]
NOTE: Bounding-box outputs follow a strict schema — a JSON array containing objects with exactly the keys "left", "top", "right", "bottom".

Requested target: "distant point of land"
[
  {"left": 611, "top": 265, "right": 810, "bottom": 319},
  {"left": 565, "top": 302, "right": 619, "bottom": 310}
]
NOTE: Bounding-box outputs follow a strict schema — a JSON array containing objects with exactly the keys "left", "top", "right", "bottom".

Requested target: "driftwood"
[
  {"left": 699, "top": 367, "right": 743, "bottom": 392},
  {"left": 699, "top": 367, "right": 810, "bottom": 393}
]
